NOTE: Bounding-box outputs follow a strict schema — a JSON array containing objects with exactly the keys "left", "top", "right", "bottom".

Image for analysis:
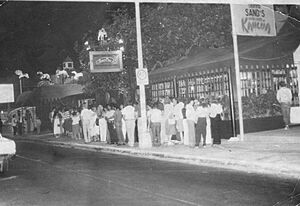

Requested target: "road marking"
[
  {"left": 16, "top": 154, "right": 202, "bottom": 206},
  {"left": 16, "top": 155, "right": 44, "bottom": 164},
  {"left": 0, "top": 176, "right": 17, "bottom": 182}
]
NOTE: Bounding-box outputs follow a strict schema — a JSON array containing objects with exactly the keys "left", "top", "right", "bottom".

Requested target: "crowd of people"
[
  {"left": 11, "top": 110, "right": 42, "bottom": 136},
  {"left": 147, "top": 96, "right": 224, "bottom": 148},
  {"left": 49, "top": 95, "right": 226, "bottom": 148}
]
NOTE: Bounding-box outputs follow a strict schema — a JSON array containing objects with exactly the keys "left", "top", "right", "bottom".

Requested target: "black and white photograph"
[{"left": 0, "top": 0, "right": 300, "bottom": 205}]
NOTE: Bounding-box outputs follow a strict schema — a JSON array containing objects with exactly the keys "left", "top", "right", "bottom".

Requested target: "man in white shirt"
[
  {"left": 276, "top": 81, "right": 293, "bottom": 130},
  {"left": 173, "top": 98, "right": 184, "bottom": 143},
  {"left": 148, "top": 103, "right": 162, "bottom": 146},
  {"left": 195, "top": 102, "right": 210, "bottom": 148},
  {"left": 80, "top": 103, "right": 93, "bottom": 143},
  {"left": 122, "top": 102, "right": 136, "bottom": 147}
]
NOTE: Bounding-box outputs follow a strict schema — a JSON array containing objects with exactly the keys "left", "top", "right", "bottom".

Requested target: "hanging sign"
[
  {"left": 231, "top": 4, "right": 276, "bottom": 36},
  {"left": 0, "top": 84, "right": 14, "bottom": 103},
  {"left": 136, "top": 68, "right": 149, "bottom": 85},
  {"left": 89, "top": 50, "right": 123, "bottom": 73}
]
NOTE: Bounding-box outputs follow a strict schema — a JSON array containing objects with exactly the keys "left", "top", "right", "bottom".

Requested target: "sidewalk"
[{"left": 6, "top": 126, "right": 300, "bottom": 180}]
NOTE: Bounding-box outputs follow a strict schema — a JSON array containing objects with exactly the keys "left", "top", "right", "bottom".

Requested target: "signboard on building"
[
  {"left": 89, "top": 50, "right": 123, "bottom": 73},
  {"left": 136, "top": 68, "right": 149, "bottom": 85},
  {"left": 231, "top": 4, "right": 276, "bottom": 36},
  {"left": 0, "top": 84, "right": 14, "bottom": 103}
]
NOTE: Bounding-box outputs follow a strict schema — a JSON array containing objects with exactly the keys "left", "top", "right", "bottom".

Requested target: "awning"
[
  {"left": 34, "top": 84, "right": 85, "bottom": 102},
  {"left": 149, "top": 17, "right": 300, "bottom": 82},
  {"left": 15, "top": 91, "right": 35, "bottom": 106}
]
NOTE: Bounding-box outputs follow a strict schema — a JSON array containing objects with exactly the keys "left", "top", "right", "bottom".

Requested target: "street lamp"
[{"left": 15, "top": 70, "right": 29, "bottom": 94}]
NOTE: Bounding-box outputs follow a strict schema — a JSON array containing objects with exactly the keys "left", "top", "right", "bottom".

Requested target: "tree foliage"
[{"left": 78, "top": 3, "right": 233, "bottom": 98}]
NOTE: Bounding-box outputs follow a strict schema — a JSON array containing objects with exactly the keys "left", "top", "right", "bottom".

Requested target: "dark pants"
[
  {"left": 151, "top": 122, "right": 161, "bottom": 146},
  {"left": 17, "top": 122, "right": 23, "bottom": 135},
  {"left": 115, "top": 123, "right": 124, "bottom": 144},
  {"left": 13, "top": 126, "right": 17, "bottom": 136},
  {"left": 195, "top": 117, "right": 207, "bottom": 146},
  {"left": 211, "top": 114, "right": 222, "bottom": 144},
  {"left": 107, "top": 121, "right": 117, "bottom": 144},
  {"left": 280, "top": 103, "right": 291, "bottom": 126}
]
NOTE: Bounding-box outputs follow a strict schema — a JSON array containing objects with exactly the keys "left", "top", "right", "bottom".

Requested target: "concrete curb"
[{"left": 16, "top": 137, "right": 300, "bottom": 180}]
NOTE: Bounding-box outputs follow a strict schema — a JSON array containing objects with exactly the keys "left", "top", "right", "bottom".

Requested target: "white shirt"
[
  {"left": 195, "top": 106, "right": 210, "bottom": 119},
  {"left": 174, "top": 102, "right": 184, "bottom": 120},
  {"left": 71, "top": 115, "right": 80, "bottom": 125},
  {"left": 164, "top": 103, "right": 174, "bottom": 119},
  {"left": 186, "top": 103, "right": 196, "bottom": 121},
  {"left": 149, "top": 108, "right": 162, "bottom": 123},
  {"left": 80, "top": 108, "right": 93, "bottom": 122},
  {"left": 105, "top": 110, "right": 115, "bottom": 121},
  {"left": 209, "top": 103, "right": 223, "bottom": 118},
  {"left": 122, "top": 105, "right": 136, "bottom": 120},
  {"left": 277, "top": 87, "right": 292, "bottom": 104}
]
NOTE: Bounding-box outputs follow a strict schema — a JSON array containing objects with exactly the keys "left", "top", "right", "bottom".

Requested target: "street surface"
[{"left": 1, "top": 140, "right": 299, "bottom": 206}]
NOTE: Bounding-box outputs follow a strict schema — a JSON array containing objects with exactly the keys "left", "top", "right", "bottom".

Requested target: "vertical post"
[
  {"left": 230, "top": 4, "right": 244, "bottom": 141},
  {"left": 227, "top": 68, "right": 236, "bottom": 137},
  {"left": 135, "top": 2, "right": 150, "bottom": 148},
  {"left": 19, "top": 78, "right": 22, "bottom": 94},
  {"left": 293, "top": 45, "right": 300, "bottom": 105}
]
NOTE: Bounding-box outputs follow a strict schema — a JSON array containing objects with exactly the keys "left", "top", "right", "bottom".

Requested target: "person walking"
[
  {"left": 12, "top": 115, "right": 18, "bottom": 136},
  {"left": 148, "top": 102, "right": 162, "bottom": 146},
  {"left": 276, "top": 81, "right": 293, "bottom": 130},
  {"left": 122, "top": 102, "right": 136, "bottom": 147}
]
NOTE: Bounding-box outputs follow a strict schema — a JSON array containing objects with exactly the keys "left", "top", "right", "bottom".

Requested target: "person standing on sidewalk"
[
  {"left": 35, "top": 117, "right": 42, "bottom": 135},
  {"left": 120, "top": 104, "right": 127, "bottom": 142},
  {"left": 209, "top": 97, "right": 224, "bottom": 146},
  {"left": 114, "top": 106, "right": 125, "bottom": 145},
  {"left": 71, "top": 109, "right": 81, "bottom": 140},
  {"left": 80, "top": 103, "right": 93, "bottom": 143},
  {"left": 122, "top": 102, "right": 136, "bottom": 147},
  {"left": 173, "top": 98, "right": 184, "bottom": 144},
  {"left": 98, "top": 105, "right": 108, "bottom": 142},
  {"left": 276, "top": 81, "right": 293, "bottom": 130},
  {"left": 185, "top": 98, "right": 196, "bottom": 147},
  {"left": 53, "top": 109, "right": 62, "bottom": 138},
  {"left": 12, "top": 115, "right": 18, "bottom": 136},
  {"left": 148, "top": 102, "right": 162, "bottom": 146},
  {"left": 195, "top": 101, "right": 210, "bottom": 148}
]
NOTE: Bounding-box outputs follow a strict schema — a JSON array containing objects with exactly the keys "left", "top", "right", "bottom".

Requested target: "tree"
[{"left": 77, "top": 3, "right": 233, "bottom": 102}]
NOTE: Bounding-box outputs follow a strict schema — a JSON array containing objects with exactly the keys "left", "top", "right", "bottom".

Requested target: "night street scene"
[{"left": 1, "top": 0, "right": 300, "bottom": 205}]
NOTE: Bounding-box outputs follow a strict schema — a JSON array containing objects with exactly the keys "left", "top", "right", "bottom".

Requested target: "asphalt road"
[{"left": 1, "top": 141, "right": 299, "bottom": 206}]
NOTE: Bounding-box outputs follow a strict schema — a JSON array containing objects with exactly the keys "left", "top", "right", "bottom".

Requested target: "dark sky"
[{"left": 0, "top": 1, "right": 122, "bottom": 78}]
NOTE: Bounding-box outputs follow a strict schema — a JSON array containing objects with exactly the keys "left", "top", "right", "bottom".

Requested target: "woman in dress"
[{"left": 53, "top": 110, "right": 62, "bottom": 138}]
